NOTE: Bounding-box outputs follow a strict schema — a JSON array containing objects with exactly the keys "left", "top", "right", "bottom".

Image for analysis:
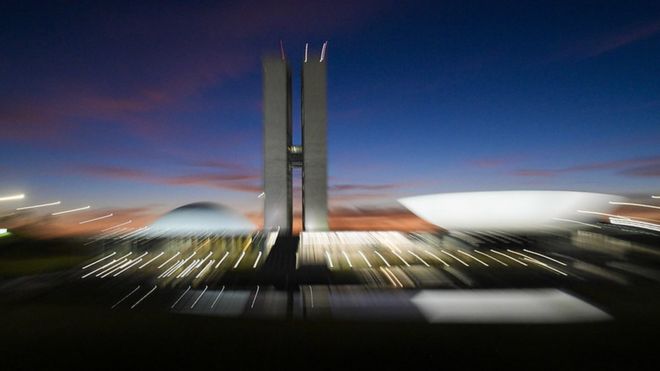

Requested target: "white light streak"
[
  {"left": 16, "top": 201, "right": 60, "bottom": 210},
  {"left": 380, "top": 267, "right": 398, "bottom": 287},
  {"left": 82, "top": 260, "right": 117, "bottom": 278},
  {"left": 233, "top": 251, "right": 246, "bottom": 269},
  {"left": 609, "top": 201, "right": 660, "bottom": 210},
  {"left": 610, "top": 217, "right": 660, "bottom": 232},
  {"left": 82, "top": 252, "right": 116, "bottom": 269},
  {"left": 457, "top": 250, "right": 489, "bottom": 267},
  {"left": 342, "top": 251, "right": 353, "bottom": 268},
  {"left": 308, "top": 285, "right": 314, "bottom": 308},
  {"left": 51, "top": 205, "right": 90, "bottom": 215},
  {"left": 384, "top": 267, "right": 403, "bottom": 287},
  {"left": 391, "top": 251, "right": 410, "bottom": 267},
  {"left": 408, "top": 250, "right": 430, "bottom": 267},
  {"left": 320, "top": 41, "right": 327, "bottom": 62},
  {"left": 373, "top": 251, "right": 391, "bottom": 267},
  {"left": 358, "top": 250, "right": 372, "bottom": 268},
  {"left": 490, "top": 250, "right": 527, "bottom": 266},
  {"left": 101, "top": 220, "right": 132, "bottom": 232},
  {"left": 210, "top": 285, "right": 225, "bottom": 308},
  {"left": 250, "top": 285, "right": 260, "bottom": 308},
  {"left": 215, "top": 251, "right": 229, "bottom": 268},
  {"left": 196, "top": 260, "right": 215, "bottom": 279},
  {"left": 171, "top": 286, "right": 191, "bottom": 308},
  {"left": 131, "top": 285, "right": 157, "bottom": 309},
  {"left": 157, "top": 251, "right": 181, "bottom": 269},
  {"left": 325, "top": 250, "right": 334, "bottom": 268},
  {"left": 474, "top": 250, "right": 507, "bottom": 266},
  {"left": 424, "top": 250, "right": 449, "bottom": 267},
  {"left": 79, "top": 213, "right": 113, "bottom": 224},
  {"left": 191, "top": 285, "right": 208, "bottom": 309},
  {"left": 522, "top": 249, "right": 567, "bottom": 266},
  {"left": 139, "top": 252, "right": 164, "bottom": 269},
  {"left": 111, "top": 286, "right": 141, "bottom": 309},
  {"left": 0, "top": 193, "right": 24, "bottom": 202},
  {"left": 553, "top": 217, "right": 602, "bottom": 229},
  {"left": 252, "top": 251, "right": 263, "bottom": 269},
  {"left": 441, "top": 250, "right": 469, "bottom": 267}
]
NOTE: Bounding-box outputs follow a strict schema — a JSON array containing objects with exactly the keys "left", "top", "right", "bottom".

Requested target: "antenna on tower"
[
  {"left": 279, "top": 40, "right": 286, "bottom": 60},
  {"left": 320, "top": 41, "right": 328, "bottom": 62},
  {"left": 304, "top": 43, "right": 309, "bottom": 63}
]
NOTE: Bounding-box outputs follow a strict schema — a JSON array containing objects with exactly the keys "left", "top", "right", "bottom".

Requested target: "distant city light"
[
  {"left": 0, "top": 193, "right": 25, "bottom": 202},
  {"left": 51, "top": 205, "right": 91, "bottom": 215},
  {"left": 16, "top": 201, "right": 61, "bottom": 210}
]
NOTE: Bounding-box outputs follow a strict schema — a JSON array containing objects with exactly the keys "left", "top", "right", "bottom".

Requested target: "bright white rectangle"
[
  {"left": 411, "top": 289, "right": 611, "bottom": 323},
  {"left": 0, "top": 194, "right": 24, "bottom": 202}
]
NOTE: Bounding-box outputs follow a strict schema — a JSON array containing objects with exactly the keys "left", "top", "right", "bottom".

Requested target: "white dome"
[
  {"left": 148, "top": 202, "right": 255, "bottom": 236},
  {"left": 399, "top": 191, "right": 624, "bottom": 232}
]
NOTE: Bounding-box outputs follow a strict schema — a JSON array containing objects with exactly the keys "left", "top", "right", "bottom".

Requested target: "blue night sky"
[{"left": 1, "top": 0, "right": 659, "bottom": 231}]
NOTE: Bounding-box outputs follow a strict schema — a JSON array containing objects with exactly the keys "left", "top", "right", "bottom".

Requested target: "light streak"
[
  {"left": 308, "top": 285, "right": 314, "bottom": 308},
  {"left": 508, "top": 250, "right": 568, "bottom": 276},
  {"left": 373, "top": 251, "right": 391, "bottom": 267},
  {"left": 82, "top": 251, "right": 116, "bottom": 269},
  {"left": 325, "top": 250, "right": 334, "bottom": 268},
  {"left": 380, "top": 267, "right": 398, "bottom": 287},
  {"left": 424, "top": 250, "right": 449, "bottom": 267},
  {"left": 408, "top": 250, "right": 430, "bottom": 267},
  {"left": 210, "top": 286, "right": 225, "bottom": 308},
  {"left": 79, "top": 213, "right": 113, "bottom": 224},
  {"left": 215, "top": 251, "right": 229, "bottom": 268},
  {"left": 82, "top": 260, "right": 117, "bottom": 278},
  {"left": 196, "top": 260, "right": 215, "bottom": 279},
  {"left": 457, "top": 250, "right": 489, "bottom": 267},
  {"left": 490, "top": 250, "right": 527, "bottom": 266},
  {"left": 609, "top": 201, "right": 660, "bottom": 210},
  {"left": 358, "top": 250, "right": 372, "bottom": 268},
  {"left": 113, "top": 258, "right": 145, "bottom": 276},
  {"left": 522, "top": 249, "right": 567, "bottom": 266},
  {"left": 0, "top": 193, "right": 24, "bottom": 202},
  {"left": 171, "top": 286, "right": 191, "bottom": 308},
  {"left": 391, "top": 251, "right": 410, "bottom": 267},
  {"left": 157, "top": 251, "right": 181, "bottom": 269},
  {"left": 250, "top": 285, "right": 260, "bottom": 309},
  {"left": 233, "top": 251, "right": 246, "bottom": 269},
  {"left": 16, "top": 201, "right": 60, "bottom": 210},
  {"left": 101, "top": 220, "right": 132, "bottom": 232},
  {"left": 342, "top": 251, "right": 353, "bottom": 268},
  {"left": 474, "top": 250, "right": 507, "bottom": 266},
  {"left": 130, "top": 285, "right": 157, "bottom": 309},
  {"left": 252, "top": 251, "right": 263, "bottom": 269},
  {"left": 384, "top": 267, "right": 403, "bottom": 287},
  {"left": 51, "top": 205, "right": 90, "bottom": 215},
  {"left": 139, "top": 252, "right": 164, "bottom": 269},
  {"left": 552, "top": 217, "right": 602, "bottom": 229},
  {"left": 610, "top": 217, "right": 660, "bottom": 232},
  {"left": 441, "top": 250, "right": 469, "bottom": 267},
  {"left": 111, "top": 286, "right": 141, "bottom": 309},
  {"left": 191, "top": 285, "right": 208, "bottom": 309}
]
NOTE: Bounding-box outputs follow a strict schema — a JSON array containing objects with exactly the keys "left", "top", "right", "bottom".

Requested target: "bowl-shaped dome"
[
  {"left": 399, "top": 191, "right": 623, "bottom": 232},
  {"left": 148, "top": 202, "right": 255, "bottom": 236}
]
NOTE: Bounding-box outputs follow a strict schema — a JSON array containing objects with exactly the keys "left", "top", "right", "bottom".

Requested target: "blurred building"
[{"left": 263, "top": 43, "right": 329, "bottom": 234}]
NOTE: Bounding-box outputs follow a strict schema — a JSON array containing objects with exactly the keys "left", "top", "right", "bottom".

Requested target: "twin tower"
[{"left": 263, "top": 42, "right": 328, "bottom": 234}]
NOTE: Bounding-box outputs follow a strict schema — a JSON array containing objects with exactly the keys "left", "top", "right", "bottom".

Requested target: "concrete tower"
[{"left": 262, "top": 42, "right": 329, "bottom": 234}]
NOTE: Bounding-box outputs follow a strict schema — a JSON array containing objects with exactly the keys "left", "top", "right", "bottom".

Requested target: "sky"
[{"left": 1, "top": 0, "right": 659, "bottom": 235}]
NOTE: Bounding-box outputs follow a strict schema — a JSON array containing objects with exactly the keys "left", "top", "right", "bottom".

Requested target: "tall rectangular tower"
[
  {"left": 302, "top": 44, "right": 329, "bottom": 231},
  {"left": 262, "top": 55, "right": 292, "bottom": 234}
]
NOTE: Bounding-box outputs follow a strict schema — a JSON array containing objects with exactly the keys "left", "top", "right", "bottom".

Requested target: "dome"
[
  {"left": 147, "top": 202, "right": 255, "bottom": 236},
  {"left": 399, "top": 191, "right": 624, "bottom": 232}
]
